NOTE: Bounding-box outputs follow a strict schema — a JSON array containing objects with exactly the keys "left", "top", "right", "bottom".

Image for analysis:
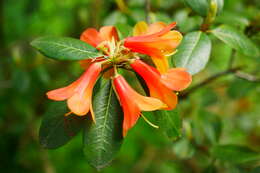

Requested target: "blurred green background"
[{"left": 1, "top": 0, "right": 260, "bottom": 172}]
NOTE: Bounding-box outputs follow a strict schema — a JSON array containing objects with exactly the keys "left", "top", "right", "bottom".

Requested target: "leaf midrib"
[
  {"left": 96, "top": 85, "right": 113, "bottom": 161},
  {"left": 33, "top": 40, "right": 98, "bottom": 55},
  {"left": 182, "top": 32, "right": 202, "bottom": 67}
]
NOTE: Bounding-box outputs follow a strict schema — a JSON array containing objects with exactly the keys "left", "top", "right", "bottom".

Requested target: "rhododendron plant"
[
  {"left": 31, "top": 21, "right": 192, "bottom": 169},
  {"left": 43, "top": 22, "right": 191, "bottom": 135},
  {"left": 4, "top": 0, "right": 257, "bottom": 171}
]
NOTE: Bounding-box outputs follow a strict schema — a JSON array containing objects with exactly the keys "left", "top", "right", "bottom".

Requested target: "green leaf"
[
  {"left": 216, "top": 12, "right": 250, "bottom": 29},
  {"left": 31, "top": 36, "right": 102, "bottom": 61},
  {"left": 174, "top": 31, "right": 212, "bottom": 75},
  {"left": 182, "top": 0, "right": 223, "bottom": 16},
  {"left": 173, "top": 138, "right": 195, "bottom": 159},
  {"left": 203, "top": 165, "right": 217, "bottom": 173},
  {"left": 193, "top": 109, "right": 222, "bottom": 145},
  {"left": 211, "top": 145, "right": 260, "bottom": 164},
  {"left": 83, "top": 79, "right": 123, "bottom": 170},
  {"left": 39, "top": 101, "right": 85, "bottom": 149},
  {"left": 211, "top": 25, "right": 260, "bottom": 57},
  {"left": 115, "top": 23, "right": 132, "bottom": 39},
  {"left": 215, "top": 0, "right": 224, "bottom": 15},
  {"left": 154, "top": 109, "right": 182, "bottom": 140},
  {"left": 182, "top": 0, "right": 209, "bottom": 17}
]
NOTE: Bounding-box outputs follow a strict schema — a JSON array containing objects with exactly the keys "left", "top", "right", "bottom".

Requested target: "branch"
[
  {"left": 235, "top": 71, "right": 260, "bottom": 82},
  {"left": 180, "top": 67, "right": 242, "bottom": 98},
  {"left": 145, "top": 0, "right": 151, "bottom": 23}
]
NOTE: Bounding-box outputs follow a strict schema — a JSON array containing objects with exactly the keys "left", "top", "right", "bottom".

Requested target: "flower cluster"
[{"left": 47, "top": 21, "right": 192, "bottom": 136}]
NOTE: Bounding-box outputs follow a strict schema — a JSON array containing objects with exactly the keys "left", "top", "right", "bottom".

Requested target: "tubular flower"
[
  {"left": 46, "top": 63, "right": 102, "bottom": 121},
  {"left": 124, "top": 21, "right": 183, "bottom": 73},
  {"left": 113, "top": 75, "right": 166, "bottom": 136},
  {"left": 79, "top": 26, "right": 120, "bottom": 77},
  {"left": 80, "top": 26, "right": 119, "bottom": 49},
  {"left": 130, "top": 59, "right": 192, "bottom": 110},
  {"left": 43, "top": 21, "right": 191, "bottom": 136}
]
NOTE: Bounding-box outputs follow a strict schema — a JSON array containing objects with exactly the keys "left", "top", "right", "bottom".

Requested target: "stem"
[
  {"left": 235, "top": 71, "right": 260, "bottom": 82},
  {"left": 180, "top": 66, "right": 242, "bottom": 98},
  {"left": 227, "top": 49, "right": 236, "bottom": 69},
  {"left": 113, "top": 65, "right": 119, "bottom": 77},
  {"left": 145, "top": 0, "right": 151, "bottom": 24},
  {"left": 200, "top": 0, "right": 218, "bottom": 32}
]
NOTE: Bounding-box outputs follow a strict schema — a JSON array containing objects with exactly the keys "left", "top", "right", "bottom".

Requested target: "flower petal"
[
  {"left": 133, "top": 21, "right": 148, "bottom": 36},
  {"left": 113, "top": 75, "right": 141, "bottom": 136},
  {"left": 67, "top": 89, "right": 92, "bottom": 116},
  {"left": 151, "top": 56, "right": 169, "bottom": 74},
  {"left": 134, "top": 92, "right": 166, "bottom": 111},
  {"left": 46, "top": 75, "right": 84, "bottom": 101},
  {"left": 147, "top": 22, "right": 167, "bottom": 34},
  {"left": 148, "top": 82, "right": 178, "bottom": 110},
  {"left": 80, "top": 28, "right": 103, "bottom": 47},
  {"left": 124, "top": 22, "right": 180, "bottom": 58},
  {"left": 99, "top": 26, "right": 119, "bottom": 42},
  {"left": 130, "top": 59, "right": 178, "bottom": 110},
  {"left": 161, "top": 68, "right": 192, "bottom": 91}
]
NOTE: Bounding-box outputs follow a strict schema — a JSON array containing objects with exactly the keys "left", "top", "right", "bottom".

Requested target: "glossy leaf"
[
  {"left": 211, "top": 25, "right": 260, "bottom": 57},
  {"left": 154, "top": 109, "right": 182, "bottom": 140},
  {"left": 83, "top": 79, "right": 123, "bottom": 170},
  {"left": 211, "top": 145, "right": 260, "bottom": 164},
  {"left": 31, "top": 36, "right": 102, "bottom": 61},
  {"left": 39, "top": 101, "right": 86, "bottom": 149},
  {"left": 174, "top": 31, "right": 212, "bottom": 75}
]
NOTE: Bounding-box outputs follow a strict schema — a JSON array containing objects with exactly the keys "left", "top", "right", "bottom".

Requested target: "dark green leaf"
[
  {"left": 39, "top": 101, "right": 85, "bottom": 149},
  {"left": 194, "top": 109, "right": 222, "bottom": 145},
  {"left": 203, "top": 165, "right": 217, "bottom": 173},
  {"left": 154, "top": 109, "right": 182, "bottom": 140},
  {"left": 211, "top": 145, "right": 260, "bottom": 164},
  {"left": 227, "top": 78, "right": 258, "bottom": 99},
  {"left": 211, "top": 25, "right": 260, "bottom": 57},
  {"left": 174, "top": 31, "right": 212, "bottom": 75},
  {"left": 31, "top": 36, "right": 102, "bottom": 61},
  {"left": 83, "top": 79, "right": 123, "bottom": 170},
  {"left": 250, "top": 166, "right": 260, "bottom": 173}
]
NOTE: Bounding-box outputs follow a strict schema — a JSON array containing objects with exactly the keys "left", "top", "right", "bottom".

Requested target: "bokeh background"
[{"left": 1, "top": 0, "right": 260, "bottom": 172}]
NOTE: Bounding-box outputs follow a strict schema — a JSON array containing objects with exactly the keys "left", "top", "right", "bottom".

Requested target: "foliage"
[{"left": 1, "top": 0, "right": 260, "bottom": 172}]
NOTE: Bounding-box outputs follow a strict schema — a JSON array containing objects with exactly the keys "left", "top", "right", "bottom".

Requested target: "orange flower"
[
  {"left": 124, "top": 21, "right": 182, "bottom": 73},
  {"left": 79, "top": 25, "right": 119, "bottom": 67},
  {"left": 113, "top": 75, "right": 165, "bottom": 136},
  {"left": 80, "top": 26, "right": 119, "bottom": 48},
  {"left": 46, "top": 63, "right": 102, "bottom": 121},
  {"left": 130, "top": 59, "right": 191, "bottom": 110},
  {"left": 79, "top": 26, "right": 119, "bottom": 77}
]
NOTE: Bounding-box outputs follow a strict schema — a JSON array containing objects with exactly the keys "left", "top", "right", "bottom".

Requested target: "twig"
[
  {"left": 145, "top": 0, "right": 151, "bottom": 24},
  {"left": 235, "top": 71, "right": 260, "bottom": 82},
  {"left": 180, "top": 66, "right": 242, "bottom": 98},
  {"left": 227, "top": 49, "right": 236, "bottom": 69}
]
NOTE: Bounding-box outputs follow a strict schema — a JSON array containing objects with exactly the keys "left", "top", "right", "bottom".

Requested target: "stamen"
[
  {"left": 141, "top": 113, "right": 159, "bottom": 129},
  {"left": 113, "top": 65, "right": 119, "bottom": 76},
  {"left": 64, "top": 112, "right": 72, "bottom": 116},
  {"left": 165, "top": 50, "right": 178, "bottom": 57}
]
